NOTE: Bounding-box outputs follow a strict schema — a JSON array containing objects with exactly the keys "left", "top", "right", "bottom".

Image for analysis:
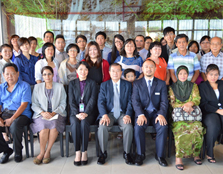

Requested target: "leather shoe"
[
  {"left": 0, "top": 148, "right": 13, "bottom": 164},
  {"left": 74, "top": 161, "right": 81, "bottom": 166},
  {"left": 81, "top": 160, "right": 88, "bottom": 165},
  {"left": 155, "top": 154, "right": 168, "bottom": 167},
  {"left": 14, "top": 152, "right": 23, "bottom": 163},
  {"left": 123, "top": 152, "right": 134, "bottom": 165},
  {"left": 135, "top": 154, "right": 144, "bottom": 166},
  {"left": 97, "top": 152, "right": 107, "bottom": 165}
]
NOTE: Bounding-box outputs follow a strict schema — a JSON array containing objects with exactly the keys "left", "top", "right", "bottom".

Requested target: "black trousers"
[
  {"left": 0, "top": 127, "right": 9, "bottom": 153},
  {"left": 70, "top": 116, "right": 95, "bottom": 152},
  {"left": 203, "top": 113, "right": 223, "bottom": 157},
  {"left": 9, "top": 115, "right": 30, "bottom": 155}
]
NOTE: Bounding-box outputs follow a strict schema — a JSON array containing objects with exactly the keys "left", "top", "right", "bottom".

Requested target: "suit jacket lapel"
[
  {"left": 120, "top": 79, "right": 126, "bottom": 110},
  {"left": 109, "top": 80, "right": 114, "bottom": 107},
  {"left": 151, "top": 78, "right": 157, "bottom": 96},
  {"left": 75, "top": 78, "right": 81, "bottom": 102},
  {"left": 142, "top": 78, "right": 150, "bottom": 107}
]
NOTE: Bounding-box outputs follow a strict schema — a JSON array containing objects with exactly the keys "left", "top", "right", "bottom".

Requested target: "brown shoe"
[
  {"left": 33, "top": 157, "right": 42, "bottom": 165},
  {"left": 42, "top": 157, "right": 50, "bottom": 164}
]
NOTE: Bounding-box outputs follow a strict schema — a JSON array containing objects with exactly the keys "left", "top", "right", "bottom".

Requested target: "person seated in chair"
[
  {"left": 132, "top": 59, "right": 168, "bottom": 166},
  {"left": 97, "top": 63, "right": 134, "bottom": 165},
  {"left": 0, "top": 63, "right": 32, "bottom": 163}
]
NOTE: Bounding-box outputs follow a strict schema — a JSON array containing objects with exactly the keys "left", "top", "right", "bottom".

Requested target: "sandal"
[
  {"left": 175, "top": 164, "right": 184, "bottom": 170},
  {"left": 207, "top": 157, "right": 216, "bottom": 163},
  {"left": 194, "top": 159, "right": 202, "bottom": 165}
]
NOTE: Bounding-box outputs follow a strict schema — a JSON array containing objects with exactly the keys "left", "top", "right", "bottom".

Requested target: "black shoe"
[
  {"left": 14, "top": 152, "right": 23, "bottom": 163},
  {"left": 0, "top": 148, "right": 13, "bottom": 164},
  {"left": 97, "top": 152, "right": 107, "bottom": 165},
  {"left": 123, "top": 152, "right": 134, "bottom": 165},
  {"left": 141, "top": 153, "right": 146, "bottom": 160},
  {"left": 155, "top": 154, "right": 168, "bottom": 167},
  {"left": 135, "top": 154, "right": 144, "bottom": 166},
  {"left": 81, "top": 160, "right": 88, "bottom": 165},
  {"left": 74, "top": 161, "right": 81, "bottom": 166}
]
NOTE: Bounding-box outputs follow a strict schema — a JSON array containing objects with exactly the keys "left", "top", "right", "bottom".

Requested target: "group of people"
[{"left": 0, "top": 26, "right": 222, "bottom": 171}]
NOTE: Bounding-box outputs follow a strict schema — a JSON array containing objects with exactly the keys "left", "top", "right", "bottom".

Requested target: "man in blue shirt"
[{"left": 0, "top": 63, "right": 32, "bottom": 163}]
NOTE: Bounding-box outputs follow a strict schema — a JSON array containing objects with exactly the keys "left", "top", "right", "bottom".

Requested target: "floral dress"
[{"left": 169, "top": 83, "right": 204, "bottom": 158}]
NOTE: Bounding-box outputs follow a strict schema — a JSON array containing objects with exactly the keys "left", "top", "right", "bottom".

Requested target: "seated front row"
[{"left": 0, "top": 62, "right": 222, "bottom": 169}]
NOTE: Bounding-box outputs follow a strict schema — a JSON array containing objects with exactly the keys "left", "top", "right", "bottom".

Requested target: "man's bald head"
[
  {"left": 210, "top": 36, "right": 222, "bottom": 54},
  {"left": 210, "top": 37, "right": 222, "bottom": 44}
]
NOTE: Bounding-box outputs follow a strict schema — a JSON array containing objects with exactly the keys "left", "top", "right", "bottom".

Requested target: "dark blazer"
[
  {"left": 97, "top": 79, "right": 133, "bottom": 119},
  {"left": 69, "top": 78, "right": 98, "bottom": 117},
  {"left": 132, "top": 77, "right": 168, "bottom": 118},
  {"left": 199, "top": 80, "right": 223, "bottom": 115}
]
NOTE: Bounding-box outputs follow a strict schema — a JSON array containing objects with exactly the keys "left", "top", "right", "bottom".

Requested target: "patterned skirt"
[
  {"left": 30, "top": 115, "right": 66, "bottom": 134},
  {"left": 172, "top": 121, "right": 204, "bottom": 158}
]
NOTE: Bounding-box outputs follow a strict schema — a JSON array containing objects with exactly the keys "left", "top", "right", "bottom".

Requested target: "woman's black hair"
[
  {"left": 66, "top": 43, "right": 80, "bottom": 54},
  {"left": 42, "top": 42, "right": 55, "bottom": 61},
  {"left": 41, "top": 66, "right": 54, "bottom": 75},
  {"left": 0, "top": 44, "right": 12, "bottom": 52},
  {"left": 188, "top": 40, "right": 199, "bottom": 54},
  {"left": 76, "top": 61, "right": 90, "bottom": 71},
  {"left": 120, "top": 39, "right": 139, "bottom": 58},
  {"left": 111, "top": 34, "right": 125, "bottom": 64},
  {"left": 200, "top": 35, "right": 211, "bottom": 44},
  {"left": 206, "top": 64, "right": 220, "bottom": 75},
  {"left": 147, "top": 41, "right": 162, "bottom": 57}
]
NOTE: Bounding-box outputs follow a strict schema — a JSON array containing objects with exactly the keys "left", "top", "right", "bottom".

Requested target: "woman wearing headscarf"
[{"left": 169, "top": 66, "right": 204, "bottom": 170}]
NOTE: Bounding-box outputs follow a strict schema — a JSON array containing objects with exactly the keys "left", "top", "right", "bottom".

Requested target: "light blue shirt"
[{"left": 0, "top": 79, "right": 32, "bottom": 119}]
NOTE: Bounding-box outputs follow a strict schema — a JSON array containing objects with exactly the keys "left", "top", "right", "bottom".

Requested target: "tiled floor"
[{"left": 1, "top": 133, "right": 223, "bottom": 174}]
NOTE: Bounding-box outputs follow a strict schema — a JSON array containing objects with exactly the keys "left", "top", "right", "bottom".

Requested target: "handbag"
[
  {"left": 0, "top": 109, "right": 16, "bottom": 142},
  {"left": 172, "top": 105, "right": 202, "bottom": 122}
]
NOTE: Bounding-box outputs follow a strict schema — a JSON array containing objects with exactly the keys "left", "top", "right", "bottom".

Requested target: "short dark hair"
[
  {"left": 206, "top": 64, "right": 220, "bottom": 75},
  {"left": 66, "top": 43, "right": 80, "bottom": 54},
  {"left": 43, "top": 31, "right": 54, "bottom": 39},
  {"left": 3, "top": 63, "right": 18, "bottom": 73},
  {"left": 28, "top": 36, "right": 38, "bottom": 44},
  {"left": 76, "top": 61, "right": 90, "bottom": 71},
  {"left": 109, "top": 63, "right": 122, "bottom": 71},
  {"left": 147, "top": 41, "right": 162, "bottom": 57},
  {"left": 41, "top": 66, "right": 54, "bottom": 75},
  {"left": 200, "top": 35, "right": 211, "bottom": 44},
  {"left": 135, "top": 35, "right": 145, "bottom": 41},
  {"left": 160, "top": 37, "right": 165, "bottom": 43},
  {"left": 42, "top": 42, "right": 55, "bottom": 61},
  {"left": 175, "top": 34, "right": 189, "bottom": 43},
  {"left": 95, "top": 31, "right": 107, "bottom": 40},
  {"left": 188, "top": 40, "right": 199, "bottom": 54},
  {"left": 0, "top": 44, "right": 12, "bottom": 53},
  {"left": 55, "top": 34, "right": 65, "bottom": 42},
  {"left": 145, "top": 36, "right": 152, "bottom": 42},
  {"left": 124, "top": 68, "right": 136, "bottom": 78},
  {"left": 17, "top": 37, "right": 30, "bottom": 48},
  {"left": 75, "top": 35, "right": 87, "bottom": 43},
  {"left": 163, "top": 27, "right": 175, "bottom": 36},
  {"left": 120, "top": 39, "right": 139, "bottom": 58},
  {"left": 143, "top": 59, "right": 156, "bottom": 66}
]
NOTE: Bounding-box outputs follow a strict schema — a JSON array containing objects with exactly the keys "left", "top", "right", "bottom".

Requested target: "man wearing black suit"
[
  {"left": 132, "top": 59, "right": 168, "bottom": 166},
  {"left": 97, "top": 63, "right": 134, "bottom": 165}
]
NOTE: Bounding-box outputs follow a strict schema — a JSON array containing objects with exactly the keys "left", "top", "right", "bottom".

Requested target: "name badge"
[
  {"left": 155, "top": 92, "right": 160, "bottom": 95},
  {"left": 79, "top": 103, "right": 85, "bottom": 113}
]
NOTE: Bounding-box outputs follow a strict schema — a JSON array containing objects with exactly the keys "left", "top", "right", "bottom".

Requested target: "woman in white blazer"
[
  {"left": 35, "top": 43, "right": 60, "bottom": 83},
  {"left": 31, "top": 66, "right": 67, "bottom": 165}
]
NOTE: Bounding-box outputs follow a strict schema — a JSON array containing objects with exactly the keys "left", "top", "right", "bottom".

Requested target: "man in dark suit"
[
  {"left": 132, "top": 59, "right": 168, "bottom": 166},
  {"left": 97, "top": 63, "right": 134, "bottom": 165}
]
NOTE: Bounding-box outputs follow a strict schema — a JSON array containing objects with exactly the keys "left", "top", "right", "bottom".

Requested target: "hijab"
[{"left": 171, "top": 65, "right": 194, "bottom": 102}]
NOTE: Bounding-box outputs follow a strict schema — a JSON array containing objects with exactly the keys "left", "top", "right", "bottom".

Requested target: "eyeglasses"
[
  {"left": 201, "top": 41, "right": 210, "bottom": 44},
  {"left": 210, "top": 43, "right": 222, "bottom": 46},
  {"left": 42, "top": 73, "right": 53, "bottom": 76},
  {"left": 77, "top": 40, "right": 86, "bottom": 43},
  {"left": 115, "top": 41, "right": 123, "bottom": 44}
]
